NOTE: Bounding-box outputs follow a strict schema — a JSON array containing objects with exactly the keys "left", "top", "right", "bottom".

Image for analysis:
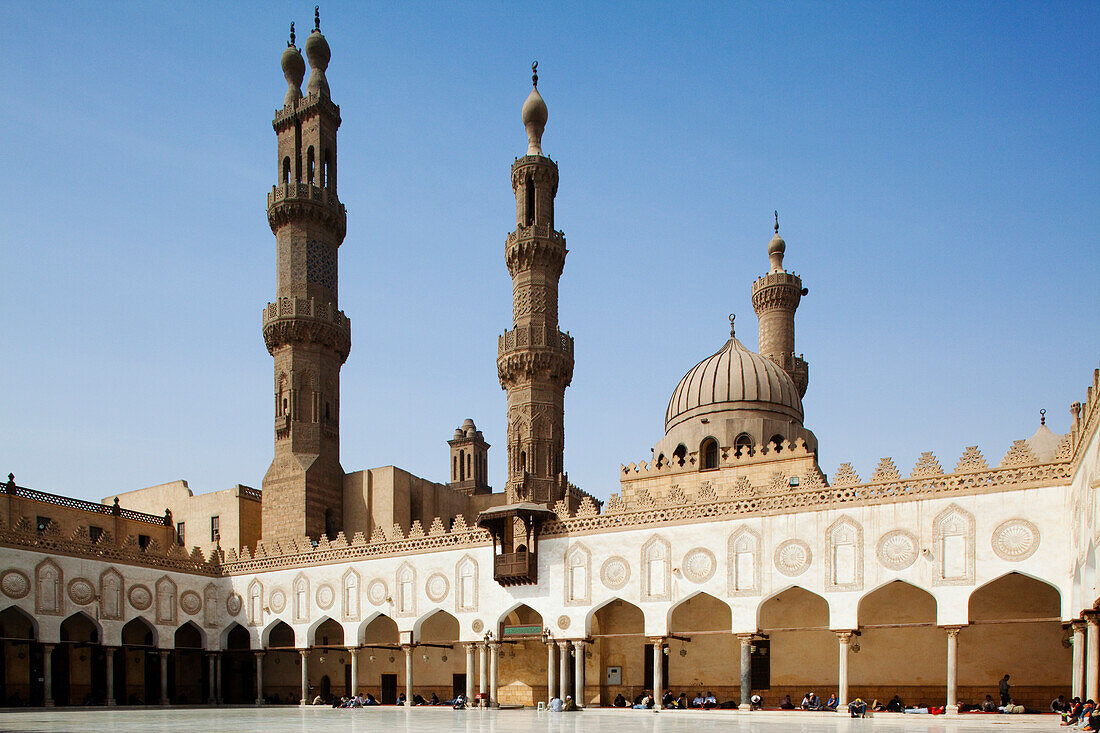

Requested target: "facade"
[{"left": 1, "top": 16, "right": 1098, "bottom": 715}]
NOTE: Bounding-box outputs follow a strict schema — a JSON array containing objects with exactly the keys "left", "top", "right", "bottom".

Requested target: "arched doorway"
[
  {"left": 497, "top": 604, "right": 545, "bottom": 707},
  {"left": 590, "top": 598, "right": 645, "bottom": 706},
  {"left": 853, "top": 581, "right": 938, "bottom": 705},
  {"left": 308, "top": 617, "right": 346, "bottom": 701},
  {"left": 255, "top": 621, "right": 295, "bottom": 703},
  {"left": 757, "top": 586, "right": 832, "bottom": 706},
  {"left": 173, "top": 622, "right": 205, "bottom": 704},
  {"left": 668, "top": 592, "right": 734, "bottom": 706},
  {"left": 0, "top": 606, "right": 40, "bottom": 706},
  {"left": 416, "top": 610, "right": 462, "bottom": 703},
  {"left": 222, "top": 622, "right": 256, "bottom": 704},
  {"left": 964, "top": 573, "right": 1068, "bottom": 708},
  {"left": 360, "top": 615, "right": 399, "bottom": 703},
  {"left": 120, "top": 617, "right": 158, "bottom": 705},
  {"left": 56, "top": 612, "right": 103, "bottom": 706}
]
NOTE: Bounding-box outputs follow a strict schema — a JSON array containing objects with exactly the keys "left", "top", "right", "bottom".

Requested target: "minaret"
[
  {"left": 261, "top": 11, "right": 350, "bottom": 543},
  {"left": 497, "top": 63, "right": 574, "bottom": 506},
  {"left": 751, "top": 212, "right": 809, "bottom": 396}
]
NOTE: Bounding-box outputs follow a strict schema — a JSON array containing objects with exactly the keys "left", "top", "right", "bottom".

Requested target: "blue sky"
[{"left": 2, "top": 2, "right": 1098, "bottom": 504}]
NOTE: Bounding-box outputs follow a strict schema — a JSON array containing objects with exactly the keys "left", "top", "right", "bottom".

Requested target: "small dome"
[
  {"left": 305, "top": 29, "right": 330, "bottom": 71},
  {"left": 665, "top": 334, "right": 803, "bottom": 433},
  {"left": 1025, "top": 423, "right": 1064, "bottom": 463},
  {"left": 522, "top": 62, "right": 547, "bottom": 155},
  {"left": 768, "top": 232, "right": 785, "bottom": 257},
  {"left": 461, "top": 418, "right": 476, "bottom": 430},
  {"left": 281, "top": 45, "right": 305, "bottom": 106}
]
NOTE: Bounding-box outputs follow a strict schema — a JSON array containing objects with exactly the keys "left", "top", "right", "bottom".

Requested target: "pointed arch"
[
  {"left": 757, "top": 585, "right": 830, "bottom": 630},
  {"left": 585, "top": 596, "right": 644, "bottom": 637},
  {"left": 454, "top": 554, "right": 478, "bottom": 613},
  {"left": 825, "top": 515, "right": 864, "bottom": 591},
  {"left": 175, "top": 620, "right": 205, "bottom": 649},
  {"left": 261, "top": 619, "right": 295, "bottom": 648},
  {"left": 358, "top": 613, "right": 399, "bottom": 646},
  {"left": 121, "top": 615, "right": 158, "bottom": 647},
  {"left": 495, "top": 602, "right": 544, "bottom": 635},
  {"left": 565, "top": 542, "right": 591, "bottom": 606},
  {"left": 60, "top": 610, "right": 100, "bottom": 643},
  {"left": 308, "top": 615, "right": 344, "bottom": 647},
  {"left": 667, "top": 590, "right": 731, "bottom": 632},
  {"left": 969, "top": 571, "right": 1061, "bottom": 621},
  {"left": 415, "top": 609, "right": 460, "bottom": 644},
  {"left": 728, "top": 526, "right": 761, "bottom": 596},
  {"left": 0, "top": 604, "right": 38, "bottom": 639},
  {"left": 220, "top": 621, "right": 255, "bottom": 650},
  {"left": 857, "top": 580, "right": 937, "bottom": 625},
  {"left": 932, "top": 503, "right": 975, "bottom": 585},
  {"left": 641, "top": 534, "right": 671, "bottom": 601}
]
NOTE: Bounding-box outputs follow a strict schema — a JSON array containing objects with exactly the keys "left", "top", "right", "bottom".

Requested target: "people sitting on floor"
[
  {"left": 564, "top": 695, "right": 578, "bottom": 711},
  {"left": 808, "top": 692, "right": 823, "bottom": 710},
  {"left": 703, "top": 691, "right": 718, "bottom": 709},
  {"left": 549, "top": 695, "right": 563, "bottom": 712},
  {"left": 412, "top": 693, "right": 427, "bottom": 706},
  {"left": 750, "top": 694, "right": 763, "bottom": 710},
  {"left": 1062, "top": 697, "right": 1084, "bottom": 725},
  {"left": 691, "top": 692, "right": 705, "bottom": 708},
  {"left": 848, "top": 697, "right": 867, "bottom": 718},
  {"left": 981, "top": 694, "right": 998, "bottom": 712},
  {"left": 886, "top": 694, "right": 904, "bottom": 712},
  {"left": 780, "top": 694, "right": 795, "bottom": 709},
  {"left": 1054, "top": 696, "right": 1071, "bottom": 714},
  {"left": 825, "top": 693, "right": 837, "bottom": 711},
  {"left": 613, "top": 693, "right": 627, "bottom": 708},
  {"left": 365, "top": 693, "right": 379, "bottom": 706},
  {"left": 396, "top": 692, "right": 407, "bottom": 706},
  {"left": 1080, "top": 700, "right": 1100, "bottom": 731},
  {"left": 661, "top": 691, "right": 675, "bottom": 709},
  {"left": 427, "top": 692, "right": 439, "bottom": 705},
  {"left": 633, "top": 692, "right": 654, "bottom": 709},
  {"left": 451, "top": 693, "right": 466, "bottom": 709},
  {"left": 676, "top": 692, "right": 689, "bottom": 709}
]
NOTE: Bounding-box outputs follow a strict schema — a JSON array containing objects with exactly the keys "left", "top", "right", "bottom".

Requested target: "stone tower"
[
  {"left": 261, "top": 14, "right": 350, "bottom": 543},
  {"left": 497, "top": 64, "right": 575, "bottom": 505},
  {"left": 447, "top": 419, "right": 491, "bottom": 495},
  {"left": 751, "top": 214, "right": 809, "bottom": 396}
]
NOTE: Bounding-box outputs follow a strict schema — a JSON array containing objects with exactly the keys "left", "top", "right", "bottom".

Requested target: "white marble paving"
[{"left": 0, "top": 707, "right": 1064, "bottom": 733}]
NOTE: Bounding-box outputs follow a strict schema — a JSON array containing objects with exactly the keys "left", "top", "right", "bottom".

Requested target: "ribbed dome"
[{"left": 665, "top": 335, "right": 803, "bottom": 432}]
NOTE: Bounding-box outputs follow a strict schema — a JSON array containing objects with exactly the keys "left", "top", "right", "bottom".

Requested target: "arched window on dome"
[
  {"left": 655, "top": 453, "right": 666, "bottom": 469},
  {"left": 770, "top": 434, "right": 785, "bottom": 453},
  {"left": 734, "top": 433, "right": 753, "bottom": 458},
  {"left": 673, "top": 444, "right": 687, "bottom": 467},
  {"left": 701, "top": 438, "right": 719, "bottom": 470}
]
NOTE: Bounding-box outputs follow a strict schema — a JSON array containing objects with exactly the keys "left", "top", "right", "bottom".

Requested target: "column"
[
  {"left": 42, "top": 644, "right": 54, "bottom": 707},
  {"left": 465, "top": 643, "right": 476, "bottom": 703},
  {"left": 945, "top": 627, "right": 960, "bottom": 714},
  {"left": 255, "top": 651, "right": 265, "bottom": 705},
  {"left": 159, "top": 650, "right": 170, "bottom": 705},
  {"left": 105, "top": 647, "right": 116, "bottom": 706},
  {"left": 651, "top": 639, "right": 664, "bottom": 708},
  {"left": 404, "top": 645, "right": 414, "bottom": 707},
  {"left": 489, "top": 642, "right": 500, "bottom": 706},
  {"left": 572, "top": 640, "right": 585, "bottom": 707},
  {"left": 299, "top": 649, "right": 309, "bottom": 705},
  {"left": 546, "top": 640, "right": 558, "bottom": 703},
  {"left": 208, "top": 652, "right": 217, "bottom": 704},
  {"left": 1089, "top": 615, "right": 1100, "bottom": 702},
  {"left": 348, "top": 647, "right": 357, "bottom": 699},
  {"left": 737, "top": 634, "right": 752, "bottom": 711},
  {"left": 479, "top": 643, "right": 488, "bottom": 702},
  {"left": 1074, "top": 621, "right": 1086, "bottom": 699},
  {"left": 557, "top": 640, "right": 570, "bottom": 701},
  {"left": 214, "top": 651, "right": 223, "bottom": 704},
  {"left": 837, "top": 632, "right": 852, "bottom": 710}
]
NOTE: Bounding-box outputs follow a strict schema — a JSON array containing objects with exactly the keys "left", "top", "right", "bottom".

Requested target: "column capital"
[
  {"left": 464, "top": 642, "right": 478, "bottom": 652},
  {"left": 556, "top": 639, "right": 570, "bottom": 649},
  {"left": 298, "top": 648, "right": 308, "bottom": 657},
  {"left": 1073, "top": 619, "right": 1088, "bottom": 632},
  {"left": 402, "top": 643, "right": 415, "bottom": 653},
  {"left": 159, "top": 649, "right": 171, "bottom": 658},
  {"left": 42, "top": 642, "right": 56, "bottom": 650},
  {"left": 571, "top": 639, "right": 586, "bottom": 649},
  {"left": 1087, "top": 613, "right": 1100, "bottom": 627},
  {"left": 737, "top": 633, "right": 755, "bottom": 646},
  {"left": 648, "top": 637, "right": 665, "bottom": 646},
  {"left": 255, "top": 650, "right": 266, "bottom": 658},
  {"left": 942, "top": 626, "right": 963, "bottom": 638},
  {"left": 488, "top": 641, "right": 502, "bottom": 650},
  {"left": 835, "top": 630, "right": 855, "bottom": 642}
]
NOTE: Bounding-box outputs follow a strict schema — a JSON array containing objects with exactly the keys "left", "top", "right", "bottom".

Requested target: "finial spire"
[
  {"left": 729, "top": 313, "right": 736, "bottom": 338},
  {"left": 774, "top": 210, "right": 779, "bottom": 234},
  {"left": 314, "top": 5, "right": 321, "bottom": 32},
  {"left": 521, "top": 62, "right": 548, "bottom": 156},
  {"left": 1040, "top": 408, "right": 1046, "bottom": 426},
  {"left": 532, "top": 60, "right": 538, "bottom": 88},
  {"left": 289, "top": 21, "right": 296, "bottom": 47}
]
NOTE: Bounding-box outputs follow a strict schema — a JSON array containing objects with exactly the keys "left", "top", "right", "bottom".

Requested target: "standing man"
[{"left": 998, "top": 674, "right": 1011, "bottom": 706}]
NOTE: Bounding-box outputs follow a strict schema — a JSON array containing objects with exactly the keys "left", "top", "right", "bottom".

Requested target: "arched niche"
[
  {"left": 757, "top": 586, "right": 832, "bottom": 696},
  {"left": 121, "top": 616, "right": 157, "bottom": 648},
  {"left": 310, "top": 616, "right": 344, "bottom": 647},
  {"left": 589, "top": 598, "right": 645, "bottom": 706},
  {"left": 263, "top": 620, "right": 295, "bottom": 649},
  {"left": 416, "top": 609, "right": 459, "bottom": 644},
  {"left": 174, "top": 621, "right": 204, "bottom": 650},
  {"left": 359, "top": 614, "right": 399, "bottom": 646},
  {"left": 0, "top": 605, "right": 37, "bottom": 640},
  {"left": 852, "top": 581, "right": 940, "bottom": 692},
  {"left": 60, "top": 611, "right": 99, "bottom": 643}
]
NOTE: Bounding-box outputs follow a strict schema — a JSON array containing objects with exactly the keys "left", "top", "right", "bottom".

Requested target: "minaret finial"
[
  {"left": 314, "top": 6, "right": 321, "bottom": 32},
  {"left": 774, "top": 210, "right": 779, "bottom": 234},
  {"left": 289, "top": 21, "right": 295, "bottom": 47},
  {"left": 729, "top": 313, "right": 736, "bottom": 338},
  {"left": 521, "top": 62, "right": 548, "bottom": 155},
  {"left": 532, "top": 60, "right": 538, "bottom": 88},
  {"left": 1040, "top": 408, "right": 1046, "bottom": 425}
]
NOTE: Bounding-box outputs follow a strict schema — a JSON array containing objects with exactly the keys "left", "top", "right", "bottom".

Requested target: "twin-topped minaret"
[
  {"left": 497, "top": 63, "right": 575, "bottom": 505},
  {"left": 261, "top": 10, "right": 350, "bottom": 544}
]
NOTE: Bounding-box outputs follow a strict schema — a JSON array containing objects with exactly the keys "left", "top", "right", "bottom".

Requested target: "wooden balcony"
[{"left": 494, "top": 551, "right": 536, "bottom": 586}]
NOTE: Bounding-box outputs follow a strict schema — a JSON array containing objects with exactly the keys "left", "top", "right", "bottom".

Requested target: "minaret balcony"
[
  {"left": 268, "top": 182, "right": 342, "bottom": 210},
  {"left": 498, "top": 324, "right": 573, "bottom": 358},
  {"left": 262, "top": 297, "right": 351, "bottom": 361}
]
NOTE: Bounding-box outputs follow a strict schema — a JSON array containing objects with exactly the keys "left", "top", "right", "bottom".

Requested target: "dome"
[
  {"left": 522, "top": 62, "right": 547, "bottom": 155},
  {"left": 664, "top": 334, "right": 803, "bottom": 433}
]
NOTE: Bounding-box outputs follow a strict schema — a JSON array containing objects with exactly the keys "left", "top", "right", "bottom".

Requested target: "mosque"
[{"left": 1, "top": 14, "right": 1097, "bottom": 714}]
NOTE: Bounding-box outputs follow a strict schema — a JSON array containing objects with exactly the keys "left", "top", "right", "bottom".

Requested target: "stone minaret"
[
  {"left": 497, "top": 63, "right": 574, "bottom": 506},
  {"left": 751, "top": 213, "right": 809, "bottom": 396},
  {"left": 261, "top": 13, "right": 350, "bottom": 543}
]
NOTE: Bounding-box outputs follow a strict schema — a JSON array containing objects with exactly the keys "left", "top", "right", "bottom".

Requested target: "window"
[
  {"left": 176, "top": 521, "right": 185, "bottom": 546},
  {"left": 211, "top": 516, "right": 220, "bottom": 543},
  {"left": 770, "top": 435, "right": 785, "bottom": 453},
  {"left": 524, "top": 176, "right": 535, "bottom": 225},
  {"left": 35, "top": 516, "right": 51, "bottom": 533},
  {"left": 672, "top": 444, "right": 687, "bottom": 467},
  {"left": 89, "top": 525, "right": 103, "bottom": 544},
  {"left": 734, "top": 433, "right": 753, "bottom": 458},
  {"left": 701, "top": 438, "right": 719, "bottom": 470},
  {"left": 138, "top": 534, "right": 151, "bottom": 550}
]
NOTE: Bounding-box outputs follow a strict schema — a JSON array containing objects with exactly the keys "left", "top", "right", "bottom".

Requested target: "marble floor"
[{"left": 0, "top": 707, "right": 1064, "bottom": 732}]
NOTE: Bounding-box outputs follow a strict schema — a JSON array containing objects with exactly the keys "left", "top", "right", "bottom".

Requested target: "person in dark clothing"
[
  {"left": 613, "top": 693, "right": 627, "bottom": 708},
  {"left": 999, "top": 674, "right": 1011, "bottom": 706},
  {"left": 886, "top": 695, "right": 904, "bottom": 712},
  {"left": 1052, "top": 695, "right": 1070, "bottom": 713},
  {"left": 661, "top": 691, "right": 675, "bottom": 709},
  {"left": 780, "top": 694, "right": 795, "bottom": 709}
]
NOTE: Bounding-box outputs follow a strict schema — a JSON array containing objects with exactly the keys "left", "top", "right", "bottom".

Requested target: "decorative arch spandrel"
[
  {"left": 155, "top": 575, "right": 177, "bottom": 626},
  {"left": 99, "top": 567, "right": 124, "bottom": 621},
  {"left": 35, "top": 558, "right": 63, "bottom": 616},
  {"left": 341, "top": 568, "right": 361, "bottom": 622},
  {"left": 293, "top": 573, "right": 310, "bottom": 623},
  {"left": 247, "top": 579, "right": 264, "bottom": 627},
  {"left": 455, "top": 554, "right": 479, "bottom": 613}
]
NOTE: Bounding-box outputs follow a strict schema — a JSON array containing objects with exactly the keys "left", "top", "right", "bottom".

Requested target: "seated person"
[
  {"left": 661, "top": 691, "right": 675, "bottom": 709},
  {"left": 703, "top": 692, "right": 718, "bottom": 709},
  {"left": 750, "top": 694, "right": 763, "bottom": 710},
  {"left": 676, "top": 692, "right": 689, "bottom": 709},
  {"left": 563, "top": 695, "right": 577, "bottom": 711},
  {"left": 548, "top": 696, "right": 563, "bottom": 712},
  {"left": 886, "top": 695, "right": 904, "bottom": 713},
  {"left": 808, "top": 692, "right": 823, "bottom": 710},
  {"left": 412, "top": 693, "right": 427, "bottom": 706},
  {"left": 981, "top": 694, "right": 998, "bottom": 712},
  {"left": 365, "top": 693, "right": 379, "bottom": 706},
  {"left": 1062, "top": 697, "right": 1083, "bottom": 724},
  {"left": 848, "top": 698, "right": 867, "bottom": 718},
  {"left": 825, "top": 693, "right": 837, "bottom": 711},
  {"left": 1052, "top": 695, "right": 1070, "bottom": 714},
  {"left": 451, "top": 693, "right": 466, "bottom": 709},
  {"left": 633, "top": 693, "right": 653, "bottom": 709},
  {"left": 692, "top": 692, "right": 705, "bottom": 708},
  {"left": 396, "top": 692, "right": 407, "bottom": 706},
  {"left": 429, "top": 692, "right": 440, "bottom": 705},
  {"left": 613, "top": 693, "right": 627, "bottom": 708},
  {"left": 780, "top": 694, "right": 795, "bottom": 710},
  {"left": 800, "top": 693, "right": 812, "bottom": 709}
]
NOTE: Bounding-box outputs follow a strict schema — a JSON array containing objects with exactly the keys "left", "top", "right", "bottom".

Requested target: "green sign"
[{"left": 502, "top": 625, "right": 543, "bottom": 637}]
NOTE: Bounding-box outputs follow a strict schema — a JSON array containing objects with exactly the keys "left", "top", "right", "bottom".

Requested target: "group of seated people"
[
  {"left": 318, "top": 691, "right": 469, "bottom": 708},
  {"left": 776, "top": 691, "right": 839, "bottom": 711},
  {"left": 547, "top": 695, "right": 579, "bottom": 711},
  {"left": 610, "top": 691, "right": 736, "bottom": 709},
  {"left": 1057, "top": 696, "right": 1100, "bottom": 729}
]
